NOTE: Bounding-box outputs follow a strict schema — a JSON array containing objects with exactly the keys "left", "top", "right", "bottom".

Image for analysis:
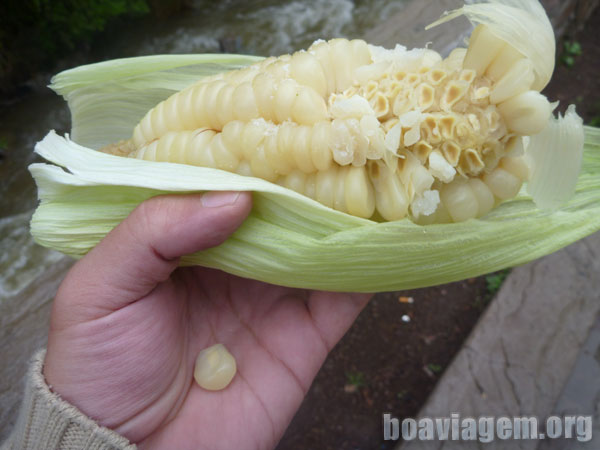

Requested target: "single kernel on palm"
[
  {"left": 108, "top": 23, "right": 561, "bottom": 224},
  {"left": 194, "top": 343, "right": 237, "bottom": 391}
]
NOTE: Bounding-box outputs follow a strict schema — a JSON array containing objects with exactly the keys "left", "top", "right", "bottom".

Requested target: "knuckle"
[{"left": 132, "top": 195, "right": 172, "bottom": 240}]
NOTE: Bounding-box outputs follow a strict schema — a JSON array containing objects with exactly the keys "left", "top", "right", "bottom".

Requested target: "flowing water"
[{"left": 0, "top": 0, "right": 469, "bottom": 438}]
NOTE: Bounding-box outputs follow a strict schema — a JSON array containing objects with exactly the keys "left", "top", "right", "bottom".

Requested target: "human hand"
[{"left": 44, "top": 192, "right": 371, "bottom": 449}]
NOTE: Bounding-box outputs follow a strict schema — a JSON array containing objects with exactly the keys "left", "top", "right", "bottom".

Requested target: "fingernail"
[{"left": 201, "top": 191, "right": 241, "bottom": 208}]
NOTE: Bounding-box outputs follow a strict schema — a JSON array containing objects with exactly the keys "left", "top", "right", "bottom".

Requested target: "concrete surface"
[
  {"left": 365, "top": 0, "right": 468, "bottom": 56},
  {"left": 365, "top": 0, "right": 593, "bottom": 56},
  {"left": 537, "top": 318, "right": 600, "bottom": 449},
  {"left": 399, "top": 232, "right": 600, "bottom": 450}
]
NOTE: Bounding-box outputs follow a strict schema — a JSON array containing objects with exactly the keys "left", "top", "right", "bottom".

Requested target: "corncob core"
[{"left": 103, "top": 26, "right": 551, "bottom": 223}]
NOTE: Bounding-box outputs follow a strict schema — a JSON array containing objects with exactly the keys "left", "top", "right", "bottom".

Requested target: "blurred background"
[{"left": 1, "top": 0, "right": 598, "bottom": 448}]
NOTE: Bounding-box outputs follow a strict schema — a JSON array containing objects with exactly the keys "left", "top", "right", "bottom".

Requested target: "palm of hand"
[{"left": 46, "top": 266, "right": 368, "bottom": 450}]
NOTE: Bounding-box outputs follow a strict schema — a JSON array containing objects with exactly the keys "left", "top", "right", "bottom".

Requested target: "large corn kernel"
[{"left": 194, "top": 343, "right": 236, "bottom": 391}]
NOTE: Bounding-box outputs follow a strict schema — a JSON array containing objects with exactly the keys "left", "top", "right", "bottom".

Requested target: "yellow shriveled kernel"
[
  {"left": 420, "top": 115, "right": 442, "bottom": 145},
  {"left": 441, "top": 140, "right": 462, "bottom": 167},
  {"left": 441, "top": 81, "right": 469, "bottom": 111},
  {"left": 413, "top": 140, "right": 433, "bottom": 164},
  {"left": 370, "top": 93, "right": 390, "bottom": 118},
  {"left": 459, "top": 148, "right": 485, "bottom": 176},
  {"left": 427, "top": 68, "right": 448, "bottom": 85},
  {"left": 416, "top": 83, "right": 435, "bottom": 111}
]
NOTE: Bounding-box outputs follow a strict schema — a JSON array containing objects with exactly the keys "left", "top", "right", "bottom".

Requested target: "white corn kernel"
[
  {"left": 194, "top": 343, "right": 237, "bottom": 391},
  {"left": 440, "top": 180, "right": 479, "bottom": 222}
]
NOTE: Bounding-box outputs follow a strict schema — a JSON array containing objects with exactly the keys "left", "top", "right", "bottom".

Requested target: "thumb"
[{"left": 53, "top": 191, "right": 252, "bottom": 324}]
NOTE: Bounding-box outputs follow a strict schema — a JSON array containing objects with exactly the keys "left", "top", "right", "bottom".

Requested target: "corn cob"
[{"left": 103, "top": 25, "right": 553, "bottom": 223}]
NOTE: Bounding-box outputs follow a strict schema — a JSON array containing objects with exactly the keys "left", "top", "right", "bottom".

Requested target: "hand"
[{"left": 44, "top": 192, "right": 371, "bottom": 450}]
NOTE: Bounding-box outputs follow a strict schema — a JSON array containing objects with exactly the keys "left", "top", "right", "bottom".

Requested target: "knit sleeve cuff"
[{"left": 2, "top": 349, "right": 136, "bottom": 450}]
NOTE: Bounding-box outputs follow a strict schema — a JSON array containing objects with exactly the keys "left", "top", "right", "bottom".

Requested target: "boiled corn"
[
  {"left": 193, "top": 343, "right": 236, "bottom": 391},
  {"left": 103, "top": 24, "right": 554, "bottom": 223}
]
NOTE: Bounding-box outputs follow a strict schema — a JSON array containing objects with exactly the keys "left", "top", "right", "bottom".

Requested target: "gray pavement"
[
  {"left": 399, "top": 232, "right": 600, "bottom": 450},
  {"left": 537, "top": 318, "right": 600, "bottom": 449}
]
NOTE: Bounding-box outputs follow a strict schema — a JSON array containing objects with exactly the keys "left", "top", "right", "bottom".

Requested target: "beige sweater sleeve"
[{"left": 1, "top": 350, "right": 136, "bottom": 450}]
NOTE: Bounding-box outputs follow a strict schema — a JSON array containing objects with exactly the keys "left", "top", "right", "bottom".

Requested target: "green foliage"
[
  {"left": 473, "top": 268, "right": 511, "bottom": 310},
  {"left": 0, "top": 0, "right": 149, "bottom": 88},
  {"left": 426, "top": 363, "right": 442, "bottom": 374},
  {"left": 588, "top": 102, "right": 600, "bottom": 127},
  {"left": 31, "top": 0, "right": 148, "bottom": 54},
  {"left": 485, "top": 269, "right": 510, "bottom": 297},
  {"left": 561, "top": 40, "right": 583, "bottom": 68},
  {"left": 345, "top": 371, "right": 366, "bottom": 387}
]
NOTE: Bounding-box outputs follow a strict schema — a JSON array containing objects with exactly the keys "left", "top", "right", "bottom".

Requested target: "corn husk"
[
  {"left": 30, "top": 50, "right": 600, "bottom": 293},
  {"left": 427, "top": 0, "right": 554, "bottom": 90}
]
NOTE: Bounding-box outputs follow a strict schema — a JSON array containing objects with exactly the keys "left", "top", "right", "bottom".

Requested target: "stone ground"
[{"left": 399, "top": 232, "right": 600, "bottom": 450}]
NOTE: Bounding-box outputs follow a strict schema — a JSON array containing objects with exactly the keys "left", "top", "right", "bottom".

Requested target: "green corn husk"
[{"left": 30, "top": 53, "right": 600, "bottom": 293}]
